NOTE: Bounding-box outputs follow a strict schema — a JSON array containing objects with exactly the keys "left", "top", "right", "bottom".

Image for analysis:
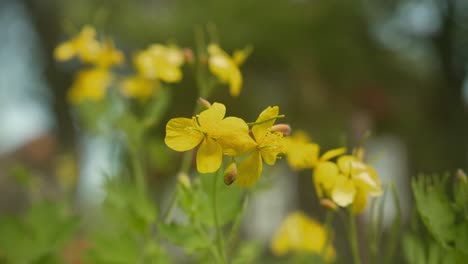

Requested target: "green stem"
[
  {"left": 213, "top": 168, "right": 227, "bottom": 264},
  {"left": 130, "top": 145, "right": 146, "bottom": 195},
  {"left": 227, "top": 192, "right": 249, "bottom": 247},
  {"left": 320, "top": 210, "right": 335, "bottom": 259},
  {"left": 348, "top": 209, "right": 361, "bottom": 264},
  {"left": 195, "top": 223, "right": 223, "bottom": 263}
]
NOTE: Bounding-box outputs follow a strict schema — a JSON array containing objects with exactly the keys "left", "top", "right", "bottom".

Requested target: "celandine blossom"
[
  {"left": 271, "top": 211, "right": 335, "bottom": 262},
  {"left": 165, "top": 103, "right": 255, "bottom": 173}
]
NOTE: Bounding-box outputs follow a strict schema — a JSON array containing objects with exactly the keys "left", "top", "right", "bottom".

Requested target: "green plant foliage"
[{"left": 0, "top": 201, "right": 79, "bottom": 264}]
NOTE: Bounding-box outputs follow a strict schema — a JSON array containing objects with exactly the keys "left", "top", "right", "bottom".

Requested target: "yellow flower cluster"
[
  {"left": 121, "top": 45, "right": 185, "bottom": 101},
  {"left": 165, "top": 102, "right": 286, "bottom": 187},
  {"left": 271, "top": 211, "right": 335, "bottom": 261},
  {"left": 55, "top": 25, "right": 186, "bottom": 104},
  {"left": 54, "top": 26, "right": 124, "bottom": 104},
  {"left": 282, "top": 130, "right": 383, "bottom": 214}
]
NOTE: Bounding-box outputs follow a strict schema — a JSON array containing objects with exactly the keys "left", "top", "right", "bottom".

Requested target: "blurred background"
[{"left": 0, "top": 0, "right": 467, "bottom": 261}]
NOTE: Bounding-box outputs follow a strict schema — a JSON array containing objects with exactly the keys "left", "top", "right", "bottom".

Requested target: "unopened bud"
[
  {"left": 271, "top": 124, "right": 291, "bottom": 136},
  {"left": 183, "top": 48, "right": 194, "bottom": 64},
  {"left": 320, "top": 198, "right": 338, "bottom": 211},
  {"left": 456, "top": 169, "right": 467, "bottom": 184},
  {"left": 178, "top": 172, "right": 191, "bottom": 189},
  {"left": 198, "top": 97, "right": 211, "bottom": 109},
  {"left": 223, "top": 162, "right": 238, "bottom": 185}
]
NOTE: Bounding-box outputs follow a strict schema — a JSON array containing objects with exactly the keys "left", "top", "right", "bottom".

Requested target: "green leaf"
[
  {"left": 403, "top": 234, "right": 426, "bottom": 264},
  {"left": 412, "top": 174, "right": 456, "bottom": 247},
  {"left": 158, "top": 223, "right": 211, "bottom": 253}
]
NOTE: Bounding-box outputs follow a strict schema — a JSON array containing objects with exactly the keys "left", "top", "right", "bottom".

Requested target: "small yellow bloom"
[
  {"left": 93, "top": 39, "right": 124, "bottom": 68},
  {"left": 120, "top": 75, "right": 158, "bottom": 101},
  {"left": 312, "top": 147, "right": 347, "bottom": 198},
  {"left": 67, "top": 68, "right": 112, "bottom": 104},
  {"left": 314, "top": 154, "right": 383, "bottom": 214},
  {"left": 271, "top": 211, "right": 335, "bottom": 261},
  {"left": 134, "top": 44, "right": 185, "bottom": 83},
  {"left": 165, "top": 103, "right": 255, "bottom": 173},
  {"left": 54, "top": 25, "right": 101, "bottom": 63},
  {"left": 207, "top": 44, "right": 250, "bottom": 97},
  {"left": 236, "top": 106, "right": 284, "bottom": 187},
  {"left": 283, "top": 130, "right": 320, "bottom": 170}
]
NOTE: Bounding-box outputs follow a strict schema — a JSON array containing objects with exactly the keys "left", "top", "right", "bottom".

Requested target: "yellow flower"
[
  {"left": 93, "top": 39, "right": 124, "bottom": 68},
  {"left": 271, "top": 211, "right": 335, "bottom": 262},
  {"left": 134, "top": 44, "right": 185, "bottom": 83},
  {"left": 207, "top": 44, "right": 250, "bottom": 97},
  {"left": 67, "top": 68, "right": 112, "bottom": 104},
  {"left": 314, "top": 154, "right": 383, "bottom": 214},
  {"left": 120, "top": 75, "right": 158, "bottom": 101},
  {"left": 283, "top": 130, "right": 320, "bottom": 170},
  {"left": 312, "top": 148, "right": 347, "bottom": 198},
  {"left": 165, "top": 103, "right": 255, "bottom": 173},
  {"left": 236, "top": 106, "right": 284, "bottom": 187},
  {"left": 54, "top": 25, "right": 101, "bottom": 63}
]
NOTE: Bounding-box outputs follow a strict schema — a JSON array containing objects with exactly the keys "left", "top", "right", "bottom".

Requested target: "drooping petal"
[
  {"left": 196, "top": 137, "right": 223, "bottom": 173},
  {"left": 236, "top": 151, "right": 263, "bottom": 187},
  {"left": 331, "top": 177, "right": 356, "bottom": 207},
  {"left": 215, "top": 116, "right": 256, "bottom": 156},
  {"left": 228, "top": 67, "right": 242, "bottom": 97},
  {"left": 314, "top": 161, "right": 340, "bottom": 196},
  {"left": 319, "top": 147, "right": 347, "bottom": 162},
  {"left": 252, "top": 106, "right": 279, "bottom": 143},
  {"left": 197, "top": 102, "right": 226, "bottom": 132},
  {"left": 351, "top": 189, "right": 368, "bottom": 214},
  {"left": 165, "top": 118, "right": 203, "bottom": 152}
]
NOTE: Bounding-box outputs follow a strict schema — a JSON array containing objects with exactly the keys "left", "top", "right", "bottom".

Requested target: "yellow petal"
[
  {"left": 236, "top": 151, "right": 262, "bottom": 187},
  {"left": 331, "top": 177, "right": 356, "bottom": 207},
  {"left": 165, "top": 118, "right": 203, "bottom": 152},
  {"left": 228, "top": 67, "right": 242, "bottom": 97},
  {"left": 232, "top": 47, "right": 251, "bottom": 66},
  {"left": 337, "top": 155, "right": 366, "bottom": 175},
  {"left": 285, "top": 139, "right": 319, "bottom": 170},
  {"left": 319, "top": 147, "right": 347, "bottom": 162},
  {"left": 197, "top": 102, "right": 226, "bottom": 132},
  {"left": 54, "top": 41, "right": 76, "bottom": 61},
  {"left": 314, "top": 161, "right": 340, "bottom": 196},
  {"left": 135, "top": 50, "right": 158, "bottom": 79},
  {"left": 216, "top": 117, "right": 256, "bottom": 156},
  {"left": 156, "top": 64, "right": 183, "bottom": 83},
  {"left": 351, "top": 189, "right": 368, "bottom": 214},
  {"left": 67, "top": 68, "right": 112, "bottom": 104},
  {"left": 252, "top": 106, "right": 279, "bottom": 143},
  {"left": 260, "top": 131, "right": 284, "bottom": 166},
  {"left": 120, "top": 76, "right": 158, "bottom": 101},
  {"left": 196, "top": 137, "right": 223, "bottom": 173}
]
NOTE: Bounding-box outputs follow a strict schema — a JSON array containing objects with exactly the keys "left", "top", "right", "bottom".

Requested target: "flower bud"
[
  {"left": 271, "top": 124, "right": 291, "bottom": 136},
  {"left": 198, "top": 97, "right": 211, "bottom": 109},
  {"left": 183, "top": 48, "right": 194, "bottom": 64},
  {"left": 177, "top": 172, "right": 191, "bottom": 189},
  {"left": 456, "top": 169, "right": 467, "bottom": 184},
  {"left": 320, "top": 198, "right": 338, "bottom": 211},
  {"left": 223, "top": 162, "right": 238, "bottom": 185}
]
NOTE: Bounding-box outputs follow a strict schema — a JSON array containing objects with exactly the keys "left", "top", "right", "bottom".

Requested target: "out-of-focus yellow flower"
[
  {"left": 207, "top": 44, "right": 250, "bottom": 97},
  {"left": 165, "top": 103, "right": 255, "bottom": 173},
  {"left": 54, "top": 25, "right": 101, "bottom": 63},
  {"left": 271, "top": 211, "right": 335, "bottom": 262},
  {"left": 93, "top": 39, "right": 124, "bottom": 68},
  {"left": 284, "top": 130, "right": 320, "bottom": 170},
  {"left": 120, "top": 75, "right": 158, "bottom": 101},
  {"left": 314, "top": 154, "right": 383, "bottom": 214},
  {"left": 312, "top": 147, "right": 347, "bottom": 198},
  {"left": 67, "top": 68, "right": 112, "bottom": 104},
  {"left": 134, "top": 44, "right": 185, "bottom": 83},
  {"left": 236, "top": 106, "right": 284, "bottom": 187}
]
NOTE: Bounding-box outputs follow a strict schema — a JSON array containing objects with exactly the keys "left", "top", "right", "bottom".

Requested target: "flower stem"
[
  {"left": 320, "top": 209, "right": 335, "bottom": 260},
  {"left": 213, "top": 168, "right": 227, "bottom": 264},
  {"left": 348, "top": 209, "right": 361, "bottom": 264}
]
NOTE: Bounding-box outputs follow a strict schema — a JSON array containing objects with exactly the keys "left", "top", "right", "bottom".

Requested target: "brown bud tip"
[
  {"left": 177, "top": 172, "right": 191, "bottom": 189},
  {"left": 198, "top": 97, "right": 211, "bottom": 109},
  {"left": 183, "top": 48, "right": 194, "bottom": 64},
  {"left": 320, "top": 198, "right": 338, "bottom": 211},
  {"left": 456, "top": 169, "right": 467, "bottom": 184},
  {"left": 223, "top": 162, "right": 238, "bottom": 185},
  {"left": 271, "top": 124, "right": 292, "bottom": 136}
]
